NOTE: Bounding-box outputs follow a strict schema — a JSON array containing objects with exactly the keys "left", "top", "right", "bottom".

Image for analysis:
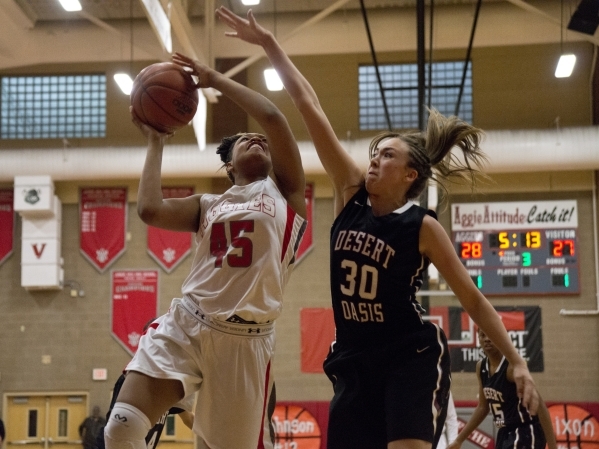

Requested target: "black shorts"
[
  {"left": 323, "top": 323, "right": 451, "bottom": 449},
  {"left": 496, "top": 423, "right": 546, "bottom": 449}
]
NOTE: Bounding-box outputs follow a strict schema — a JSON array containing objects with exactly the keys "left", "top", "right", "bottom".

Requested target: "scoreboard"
[{"left": 451, "top": 200, "right": 579, "bottom": 296}]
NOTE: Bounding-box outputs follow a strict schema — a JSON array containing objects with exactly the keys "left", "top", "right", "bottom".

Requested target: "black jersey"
[
  {"left": 330, "top": 187, "right": 435, "bottom": 346},
  {"left": 479, "top": 356, "right": 538, "bottom": 430}
]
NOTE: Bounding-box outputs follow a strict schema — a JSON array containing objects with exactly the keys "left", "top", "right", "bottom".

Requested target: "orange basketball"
[
  {"left": 130, "top": 62, "right": 199, "bottom": 134},
  {"left": 548, "top": 404, "right": 599, "bottom": 449},
  {"left": 272, "top": 405, "right": 322, "bottom": 449}
]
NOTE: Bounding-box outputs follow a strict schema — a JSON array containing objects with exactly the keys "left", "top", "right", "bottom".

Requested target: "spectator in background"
[
  {"left": 0, "top": 417, "right": 5, "bottom": 449},
  {"left": 79, "top": 406, "right": 105, "bottom": 449}
]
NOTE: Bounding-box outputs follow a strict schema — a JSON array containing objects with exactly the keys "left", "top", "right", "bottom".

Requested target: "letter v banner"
[
  {"left": 80, "top": 188, "right": 127, "bottom": 272},
  {"left": 147, "top": 187, "right": 194, "bottom": 272},
  {"left": 111, "top": 270, "right": 159, "bottom": 356},
  {"left": 0, "top": 189, "right": 14, "bottom": 266}
]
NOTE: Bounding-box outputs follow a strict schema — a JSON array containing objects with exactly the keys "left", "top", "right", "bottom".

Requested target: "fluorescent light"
[
  {"left": 555, "top": 54, "right": 576, "bottom": 78},
  {"left": 58, "top": 0, "right": 82, "bottom": 12},
  {"left": 114, "top": 73, "right": 134, "bottom": 95},
  {"left": 241, "top": 0, "right": 260, "bottom": 5},
  {"left": 264, "top": 68, "right": 283, "bottom": 91}
]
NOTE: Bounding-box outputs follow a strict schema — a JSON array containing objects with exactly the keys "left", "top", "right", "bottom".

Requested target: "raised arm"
[
  {"left": 216, "top": 6, "right": 363, "bottom": 214},
  {"left": 133, "top": 114, "right": 203, "bottom": 232},
  {"left": 419, "top": 216, "right": 539, "bottom": 414},
  {"left": 448, "top": 361, "right": 489, "bottom": 449},
  {"left": 172, "top": 52, "right": 306, "bottom": 218}
]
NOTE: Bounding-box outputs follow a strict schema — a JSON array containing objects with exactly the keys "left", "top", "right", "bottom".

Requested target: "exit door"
[{"left": 3, "top": 393, "right": 88, "bottom": 449}]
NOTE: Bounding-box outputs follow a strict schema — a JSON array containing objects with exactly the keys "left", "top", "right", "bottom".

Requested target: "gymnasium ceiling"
[
  {"left": 10, "top": 0, "right": 507, "bottom": 22},
  {"left": 0, "top": 1, "right": 596, "bottom": 74}
]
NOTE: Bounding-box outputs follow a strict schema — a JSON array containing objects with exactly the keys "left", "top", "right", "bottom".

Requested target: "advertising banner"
[{"left": 427, "top": 306, "right": 543, "bottom": 372}]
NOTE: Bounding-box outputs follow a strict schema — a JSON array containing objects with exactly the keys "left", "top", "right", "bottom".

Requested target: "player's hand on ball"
[
  {"left": 171, "top": 52, "right": 213, "bottom": 89},
  {"left": 130, "top": 106, "right": 173, "bottom": 141}
]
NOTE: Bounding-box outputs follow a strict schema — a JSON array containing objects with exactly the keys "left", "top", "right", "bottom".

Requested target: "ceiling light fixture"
[
  {"left": 241, "top": 0, "right": 260, "bottom": 5},
  {"left": 555, "top": 54, "right": 576, "bottom": 78},
  {"left": 264, "top": 68, "right": 283, "bottom": 91},
  {"left": 114, "top": 73, "right": 134, "bottom": 95},
  {"left": 58, "top": 0, "right": 82, "bottom": 12},
  {"left": 555, "top": 0, "right": 576, "bottom": 78},
  {"left": 263, "top": 0, "right": 283, "bottom": 91},
  {"left": 114, "top": 0, "right": 135, "bottom": 95}
]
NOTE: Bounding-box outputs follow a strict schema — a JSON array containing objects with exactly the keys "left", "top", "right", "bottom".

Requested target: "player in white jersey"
[{"left": 104, "top": 52, "right": 307, "bottom": 449}]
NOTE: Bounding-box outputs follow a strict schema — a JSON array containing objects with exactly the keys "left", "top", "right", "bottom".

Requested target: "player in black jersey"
[
  {"left": 448, "top": 329, "right": 556, "bottom": 449},
  {"left": 216, "top": 7, "right": 541, "bottom": 449}
]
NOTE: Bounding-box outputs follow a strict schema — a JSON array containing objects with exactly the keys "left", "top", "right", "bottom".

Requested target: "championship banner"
[
  {"left": 80, "top": 188, "right": 127, "bottom": 272},
  {"left": 0, "top": 189, "right": 14, "bottom": 266},
  {"left": 147, "top": 187, "right": 194, "bottom": 273},
  {"left": 427, "top": 306, "right": 543, "bottom": 372},
  {"left": 111, "top": 270, "right": 159, "bottom": 356},
  {"left": 296, "top": 183, "right": 314, "bottom": 264}
]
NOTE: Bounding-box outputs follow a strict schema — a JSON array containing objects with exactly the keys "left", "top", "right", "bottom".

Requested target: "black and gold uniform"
[
  {"left": 480, "top": 356, "right": 546, "bottom": 449},
  {"left": 324, "top": 187, "right": 451, "bottom": 449}
]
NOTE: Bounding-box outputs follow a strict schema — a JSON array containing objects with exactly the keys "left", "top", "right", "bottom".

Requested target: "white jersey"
[{"left": 181, "top": 176, "right": 306, "bottom": 324}]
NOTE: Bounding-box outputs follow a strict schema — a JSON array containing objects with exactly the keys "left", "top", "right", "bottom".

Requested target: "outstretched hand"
[
  {"left": 215, "top": 6, "right": 271, "bottom": 46},
  {"left": 512, "top": 362, "right": 539, "bottom": 415}
]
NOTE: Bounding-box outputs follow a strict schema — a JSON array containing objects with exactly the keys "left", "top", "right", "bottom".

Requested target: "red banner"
[
  {"left": 147, "top": 187, "right": 194, "bottom": 273},
  {"left": 296, "top": 183, "right": 314, "bottom": 264},
  {"left": 111, "top": 270, "right": 159, "bottom": 356},
  {"left": 0, "top": 189, "right": 14, "bottom": 266},
  {"left": 300, "top": 308, "right": 335, "bottom": 373},
  {"left": 80, "top": 188, "right": 127, "bottom": 272}
]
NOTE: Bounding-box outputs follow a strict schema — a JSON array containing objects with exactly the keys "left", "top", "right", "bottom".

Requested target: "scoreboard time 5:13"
[{"left": 451, "top": 200, "right": 579, "bottom": 295}]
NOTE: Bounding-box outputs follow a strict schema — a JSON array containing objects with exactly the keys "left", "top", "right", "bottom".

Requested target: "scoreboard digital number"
[{"left": 453, "top": 229, "right": 579, "bottom": 295}]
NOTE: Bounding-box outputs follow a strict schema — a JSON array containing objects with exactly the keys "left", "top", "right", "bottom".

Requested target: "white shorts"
[{"left": 127, "top": 297, "right": 276, "bottom": 449}]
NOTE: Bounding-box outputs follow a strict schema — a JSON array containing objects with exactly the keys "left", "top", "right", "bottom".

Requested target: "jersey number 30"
[
  {"left": 210, "top": 220, "right": 254, "bottom": 268},
  {"left": 340, "top": 260, "right": 378, "bottom": 299}
]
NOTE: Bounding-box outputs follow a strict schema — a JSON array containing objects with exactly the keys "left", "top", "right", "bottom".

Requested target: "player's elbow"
[{"left": 137, "top": 202, "right": 160, "bottom": 225}]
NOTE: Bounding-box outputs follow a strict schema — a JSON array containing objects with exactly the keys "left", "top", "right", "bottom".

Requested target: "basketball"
[{"left": 130, "top": 62, "right": 199, "bottom": 133}]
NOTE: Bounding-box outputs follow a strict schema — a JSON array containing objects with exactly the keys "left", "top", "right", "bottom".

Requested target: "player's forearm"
[
  {"left": 454, "top": 404, "right": 488, "bottom": 444},
  {"left": 537, "top": 401, "right": 557, "bottom": 449},
  {"left": 208, "top": 71, "right": 282, "bottom": 128},
  {"left": 137, "top": 139, "right": 165, "bottom": 223}
]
